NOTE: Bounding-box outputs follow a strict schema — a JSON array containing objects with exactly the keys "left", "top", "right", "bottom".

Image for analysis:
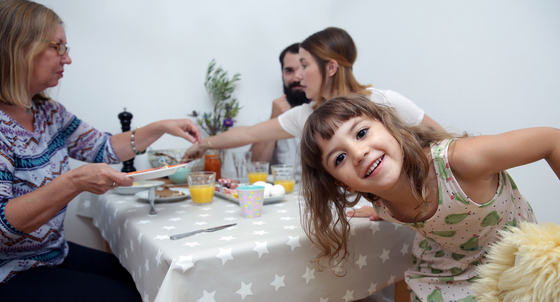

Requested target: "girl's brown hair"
[
  {"left": 300, "top": 27, "right": 371, "bottom": 108},
  {"left": 0, "top": 0, "right": 61, "bottom": 107},
  {"left": 300, "top": 94, "right": 457, "bottom": 274}
]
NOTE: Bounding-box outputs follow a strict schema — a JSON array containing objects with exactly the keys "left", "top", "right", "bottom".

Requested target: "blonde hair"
[
  {"left": 300, "top": 27, "right": 371, "bottom": 108},
  {"left": 300, "top": 94, "right": 459, "bottom": 274},
  {"left": 0, "top": 0, "right": 62, "bottom": 107}
]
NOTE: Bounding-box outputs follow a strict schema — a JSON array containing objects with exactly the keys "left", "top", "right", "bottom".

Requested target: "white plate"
[
  {"left": 135, "top": 188, "right": 191, "bottom": 203},
  {"left": 114, "top": 181, "right": 165, "bottom": 195},
  {"left": 214, "top": 191, "right": 287, "bottom": 205},
  {"left": 126, "top": 164, "right": 190, "bottom": 181}
]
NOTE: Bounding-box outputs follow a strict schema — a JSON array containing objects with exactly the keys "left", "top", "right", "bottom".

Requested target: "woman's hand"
[
  {"left": 183, "top": 141, "right": 207, "bottom": 160},
  {"left": 111, "top": 119, "right": 202, "bottom": 161},
  {"left": 346, "top": 206, "right": 382, "bottom": 221},
  {"left": 69, "top": 163, "right": 133, "bottom": 195},
  {"left": 4, "top": 163, "right": 133, "bottom": 233},
  {"left": 157, "top": 119, "right": 202, "bottom": 144}
]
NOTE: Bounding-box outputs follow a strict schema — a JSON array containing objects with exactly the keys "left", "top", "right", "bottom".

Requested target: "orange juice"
[
  {"left": 274, "top": 179, "right": 295, "bottom": 193},
  {"left": 189, "top": 184, "right": 215, "bottom": 204},
  {"left": 248, "top": 172, "right": 268, "bottom": 184}
]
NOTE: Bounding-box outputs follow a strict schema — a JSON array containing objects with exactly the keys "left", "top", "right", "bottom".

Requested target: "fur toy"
[{"left": 472, "top": 222, "right": 560, "bottom": 302}]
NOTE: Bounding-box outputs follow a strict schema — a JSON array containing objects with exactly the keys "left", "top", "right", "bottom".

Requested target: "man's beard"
[{"left": 284, "top": 81, "right": 311, "bottom": 107}]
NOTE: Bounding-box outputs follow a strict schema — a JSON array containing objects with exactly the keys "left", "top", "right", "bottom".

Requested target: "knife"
[{"left": 169, "top": 223, "right": 237, "bottom": 240}]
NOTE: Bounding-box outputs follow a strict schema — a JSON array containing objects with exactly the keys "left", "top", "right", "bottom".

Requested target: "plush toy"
[{"left": 472, "top": 222, "right": 560, "bottom": 302}]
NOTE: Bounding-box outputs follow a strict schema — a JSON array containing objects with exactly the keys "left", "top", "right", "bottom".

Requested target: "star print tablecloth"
[{"left": 76, "top": 190, "right": 416, "bottom": 302}]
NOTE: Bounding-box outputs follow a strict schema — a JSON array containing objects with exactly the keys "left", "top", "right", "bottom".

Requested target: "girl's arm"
[
  {"left": 451, "top": 127, "right": 560, "bottom": 181},
  {"left": 346, "top": 206, "right": 382, "bottom": 221},
  {"left": 186, "top": 118, "right": 294, "bottom": 158}
]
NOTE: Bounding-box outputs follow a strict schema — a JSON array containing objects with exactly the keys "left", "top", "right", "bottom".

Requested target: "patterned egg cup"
[{"left": 237, "top": 185, "right": 265, "bottom": 218}]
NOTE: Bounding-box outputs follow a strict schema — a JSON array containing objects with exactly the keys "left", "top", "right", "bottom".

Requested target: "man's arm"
[{"left": 250, "top": 96, "right": 291, "bottom": 161}]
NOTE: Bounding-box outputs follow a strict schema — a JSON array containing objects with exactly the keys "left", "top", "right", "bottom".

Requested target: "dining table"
[{"left": 75, "top": 178, "right": 416, "bottom": 302}]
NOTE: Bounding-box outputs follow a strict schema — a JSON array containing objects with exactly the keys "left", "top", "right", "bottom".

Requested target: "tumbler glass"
[{"left": 187, "top": 171, "right": 216, "bottom": 205}]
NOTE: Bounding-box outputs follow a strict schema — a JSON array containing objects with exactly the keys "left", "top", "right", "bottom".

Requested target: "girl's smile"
[
  {"left": 318, "top": 117, "right": 404, "bottom": 195},
  {"left": 364, "top": 154, "right": 384, "bottom": 178}
]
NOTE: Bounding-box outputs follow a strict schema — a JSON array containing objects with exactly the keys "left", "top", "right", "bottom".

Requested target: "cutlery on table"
[
  {"left": 148, "top": 188, "right": 157, "bottom": 215},
  {"left": 170, "top": 223, "right": 237, "bottom": 240}
]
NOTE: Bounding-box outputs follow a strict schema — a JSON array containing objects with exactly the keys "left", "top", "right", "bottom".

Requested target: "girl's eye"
[
  {"left": 357, "top": 128, "right": 368, "bottom": 139},
  {"left": 335, "top": 153, "right": 346, "bottom": 167}
]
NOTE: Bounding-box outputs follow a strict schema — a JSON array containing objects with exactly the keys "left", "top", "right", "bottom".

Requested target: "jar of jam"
[{"left": 204, "top": 149, "right": 221, "bottom": 180}]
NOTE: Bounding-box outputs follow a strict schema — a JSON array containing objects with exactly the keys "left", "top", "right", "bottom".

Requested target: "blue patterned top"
[{"left": 0, "top": 100, "right": 120, "bottom": 283}]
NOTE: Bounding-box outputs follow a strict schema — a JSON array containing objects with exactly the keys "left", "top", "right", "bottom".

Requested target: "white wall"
[{"left": 35, "top": 0, "right": 560, "bottom": 249}]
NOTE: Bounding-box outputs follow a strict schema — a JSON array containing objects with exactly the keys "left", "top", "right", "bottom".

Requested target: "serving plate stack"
[
  {"left": 114, "top": 180, "right": 165, "bottom": 195},
  {"left": 135, "top": 188, "right": 191, "bottom": 203}
]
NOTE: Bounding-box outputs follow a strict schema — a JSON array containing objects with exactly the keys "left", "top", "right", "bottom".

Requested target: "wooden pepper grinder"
[{"left": 118, "top": 108, "right": 136, "bottom": 172}]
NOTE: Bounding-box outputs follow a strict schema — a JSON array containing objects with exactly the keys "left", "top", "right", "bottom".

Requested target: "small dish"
[
  {"left": 135, "top": 188, "right": 191, "bottom": 203},
  {"left": 114, "top": 180, "right": 165, "bottom": 195},
  {"left": 126, "top": 163, "right": 190, "bottom": 181},
  {"left": 214, "top": 191, "right": 286, "bottom": 205},
  {"left": 168, "top": 167, "right": 191, "bottom": 184}
]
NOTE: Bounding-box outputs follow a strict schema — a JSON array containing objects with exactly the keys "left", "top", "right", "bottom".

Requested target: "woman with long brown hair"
[{"left": 186, "top": 27, "right": 443, "bottom": 158}]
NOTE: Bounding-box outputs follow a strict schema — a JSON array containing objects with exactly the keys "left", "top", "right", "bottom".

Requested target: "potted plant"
[
  {"left": 190, "top": 59, "right": 241, "bottom": 137},
  {"left": 189, "top": 60, "right": 242, "bottom": 171}
]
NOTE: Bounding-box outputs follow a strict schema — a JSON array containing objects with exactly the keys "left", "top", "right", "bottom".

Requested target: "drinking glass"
[
  {"left": 187, "top": 171, "right": 216, "bottom": 205},
  {"left": 232, "top": 151, "right": 252, "bottom": 182},
  {"left": 271, "top": 164, "right": 295, "bottom": 193},
  {"left": 246, "top": 161, "right": 269, "bottom": 184}
]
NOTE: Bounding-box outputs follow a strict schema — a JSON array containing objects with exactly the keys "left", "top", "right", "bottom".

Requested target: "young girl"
[{"left": 299, "top": 94, "right": 556, "bottom": 301}]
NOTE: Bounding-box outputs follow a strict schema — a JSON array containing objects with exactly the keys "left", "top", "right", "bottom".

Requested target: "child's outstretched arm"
[
  {"left": 451, "top": 127, "right": 560, "bottom": 181},
  {"left": 346, "top": 206, "right": 382, "bottom": 221}
]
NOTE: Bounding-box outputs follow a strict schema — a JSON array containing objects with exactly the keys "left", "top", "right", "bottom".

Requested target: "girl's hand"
[
  {"left": 69, "top": 163, "right": 133, "bottom": 195},
  {"left": 158, "top": 119, "right": 202, "bottom": 144},
  {"left": 346, "top": 206, "right": 382, "bottom": 221}
]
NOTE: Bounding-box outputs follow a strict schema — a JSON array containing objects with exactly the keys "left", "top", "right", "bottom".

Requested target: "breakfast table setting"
[{"left": 74, "top": 153, "right": 417, "bottom": 302}]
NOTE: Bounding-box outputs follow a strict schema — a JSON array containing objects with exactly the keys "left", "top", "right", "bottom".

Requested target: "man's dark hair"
[{"left": 279, "top": 43, "right": 300, "bottom": 69}]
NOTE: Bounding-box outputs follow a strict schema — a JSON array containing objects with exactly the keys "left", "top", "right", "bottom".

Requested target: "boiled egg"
[
  {"left": 253, "top": 181, "right": 267, "bottom": 187},
  {"left": 270, "top": 184, "right": 285, "bottom": 197},
  {"left": 253, "top": 181, "right": 273, "bottom": 198}
]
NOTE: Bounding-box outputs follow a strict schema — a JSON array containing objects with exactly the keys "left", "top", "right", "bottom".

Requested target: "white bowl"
[{"left": 147, "top": 149, "right": 189, "bottom": 168}]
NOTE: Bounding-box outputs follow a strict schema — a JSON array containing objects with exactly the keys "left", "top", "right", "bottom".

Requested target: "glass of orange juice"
[
  {"left": 187, "top": 172, "right": 216, "bottom": 205},
  {"left": 271, "top": 165, "right": 295, "bottom": 193},
  {"left": 246, "top": 162, "right": 269, "bottom": 184}
]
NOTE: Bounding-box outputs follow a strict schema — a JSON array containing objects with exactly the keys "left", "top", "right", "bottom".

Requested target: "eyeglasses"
[{"left": 50, "top": 41, "right": 69, "bottom": 56}]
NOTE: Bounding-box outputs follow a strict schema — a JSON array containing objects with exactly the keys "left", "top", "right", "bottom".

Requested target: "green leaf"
[{"left": 194, "top": 59, "right": 242, "bottom": 136}]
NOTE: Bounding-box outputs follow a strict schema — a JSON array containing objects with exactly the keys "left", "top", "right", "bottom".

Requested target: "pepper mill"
[{"left": 118, "top": 108, "right": 136, "bottom": 172}]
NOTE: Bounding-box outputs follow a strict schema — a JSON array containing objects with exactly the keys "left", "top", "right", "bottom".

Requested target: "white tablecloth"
[{"left": 76, "top": 189, "right": 415, "bottom": 302}]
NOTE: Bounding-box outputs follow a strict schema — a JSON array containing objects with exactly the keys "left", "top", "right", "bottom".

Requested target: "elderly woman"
[{"left": 0, "top": 1, "right": 200, "bottom": 300}]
